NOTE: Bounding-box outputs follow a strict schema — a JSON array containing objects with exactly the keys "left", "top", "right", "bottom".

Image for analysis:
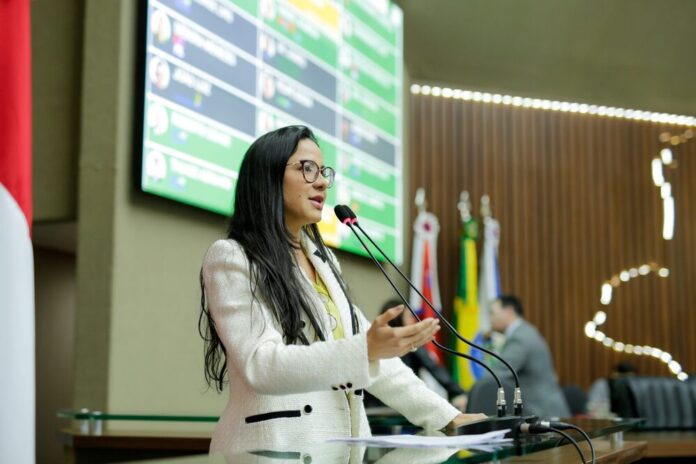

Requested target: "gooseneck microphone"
[
  {"left": 333, "top": 208, "right": 503, "bottom": 385},
  {"left": 334, "top": 205, "right": 516, "bottom": 419},
  {"left": 333, "top": 205, "right": 595, "bottom": 457},
  {"left": 335, "top": 205, "right": 523, "bottom": 416}
]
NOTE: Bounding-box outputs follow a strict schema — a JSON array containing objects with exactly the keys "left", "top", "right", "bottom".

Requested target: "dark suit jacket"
[
  {"left": 364, "top": 347, "right": 465, "bottom": 408},
  {"left": 402, "top": 348, "right": 466, "bottom": 399},
  {"left": 491, "top": 319, "right": 570, "bottom": 419}
]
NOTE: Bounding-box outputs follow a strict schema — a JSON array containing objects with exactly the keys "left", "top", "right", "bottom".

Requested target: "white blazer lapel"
[
  {"left": 302, "top": 234, "right": 355, "bottom": 337},
  {"left": 289, "top": 245, "right": 333, "bottom": 341}
]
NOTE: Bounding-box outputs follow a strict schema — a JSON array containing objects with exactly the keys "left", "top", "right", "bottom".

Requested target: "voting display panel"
[{"left": 137, "top": 0, "right": 404, "bottom": 262}]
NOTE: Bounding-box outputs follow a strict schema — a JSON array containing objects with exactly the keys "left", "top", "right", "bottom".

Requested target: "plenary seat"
[{"left": 610, "top": 376, "right": 696, "bottom": 430}]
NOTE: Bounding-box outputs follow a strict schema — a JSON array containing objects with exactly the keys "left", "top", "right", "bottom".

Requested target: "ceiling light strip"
[{"left": 410, "top": 84, "right": 696, "bottom": 127}]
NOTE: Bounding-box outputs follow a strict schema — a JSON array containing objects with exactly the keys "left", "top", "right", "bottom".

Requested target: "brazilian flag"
[{"left": 452, "top": 217, "right": 479, "bottom": 390}]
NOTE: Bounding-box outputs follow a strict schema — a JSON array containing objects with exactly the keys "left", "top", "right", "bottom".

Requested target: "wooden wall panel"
[{"left": 409, "top": 93, "right": 696, "bottom": 388}]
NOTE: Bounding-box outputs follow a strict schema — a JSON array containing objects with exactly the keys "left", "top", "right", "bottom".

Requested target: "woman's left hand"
[
  {"left": 445, "top": 413, "right": 487, "bottom": 432},
  {"left": 451, "top": 394, "right": 468, "bottom": 411}
]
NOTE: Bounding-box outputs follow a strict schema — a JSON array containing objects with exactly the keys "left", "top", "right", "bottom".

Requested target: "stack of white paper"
[{"left": 327, "top": 429, "right": 513, "bottom": 449}]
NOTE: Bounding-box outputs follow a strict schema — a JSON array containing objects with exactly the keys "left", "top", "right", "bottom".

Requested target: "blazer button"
[
  {"left": 303, "top": 405, "right": 313, "bottom": 414},
  {"left": 346, "top": 382, "right": 353, "bottom": 389},
  {"left": 332, "top": 386, "right": 339, "bottom": 391},
  {"left": 339, "top": 384, "right": 346, "bottom": 390}
]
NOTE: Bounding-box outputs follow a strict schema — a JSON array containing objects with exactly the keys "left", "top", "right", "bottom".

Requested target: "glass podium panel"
[{"left": 58, "top": 409, "right": 642, "bottom": 463}]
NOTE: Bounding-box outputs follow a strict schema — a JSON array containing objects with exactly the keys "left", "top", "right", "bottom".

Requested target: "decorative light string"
[
  {"left": 583, "top": 131, "right": 690, "bottom": 380},
  {"left": 584, "top": 264, "right": 688, "bottom": 381},
  {"left": 410, "top": 84, "right": 696, "bottom": 127},
  {"left": 654, "top": 129, "right": 693, "bottom": 240}
]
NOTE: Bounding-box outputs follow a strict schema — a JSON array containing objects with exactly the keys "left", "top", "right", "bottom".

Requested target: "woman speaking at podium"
[{"left": 199, "top": 125, "right": 484, "bottom": 454}]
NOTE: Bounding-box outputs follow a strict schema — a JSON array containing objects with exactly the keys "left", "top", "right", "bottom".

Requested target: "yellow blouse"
[{"left": 312, "top": 274, "right": 344, "bottom": 340}]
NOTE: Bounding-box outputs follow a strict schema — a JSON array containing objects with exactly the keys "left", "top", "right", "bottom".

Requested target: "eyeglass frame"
[{"left": 286, "top": 159, "right": 336, "bottom": 188}]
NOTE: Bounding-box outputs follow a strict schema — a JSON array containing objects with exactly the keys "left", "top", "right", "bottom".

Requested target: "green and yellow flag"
[{"left": 452, "top": 217, "right": 479, "bottom": 390}]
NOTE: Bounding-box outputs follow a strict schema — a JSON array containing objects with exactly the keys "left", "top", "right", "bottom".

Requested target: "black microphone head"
[
  {"left": 334, "top": 205, "right": 351, "bottom": 223},
  {"left": 343, "top": 205, "right": 357, "bottom": 220}
]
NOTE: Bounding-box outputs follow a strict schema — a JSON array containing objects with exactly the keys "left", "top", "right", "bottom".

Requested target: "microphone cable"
[
  {"left": 549, "top": 427, "right": 587, "bottom": 463},
  {"left": 524, "top": 421, "right": 595, "bottom": 464},
  {"left": 553, "top": 423, "right": 596, "bottom": 464}
]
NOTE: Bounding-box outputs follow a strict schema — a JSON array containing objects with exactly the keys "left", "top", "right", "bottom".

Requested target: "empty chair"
[
  {"left": 561, "top": 384, "right": 588, "bottom": 416},
  {"left": 609, "top": 376, "right": 696, "bottom": 430}
]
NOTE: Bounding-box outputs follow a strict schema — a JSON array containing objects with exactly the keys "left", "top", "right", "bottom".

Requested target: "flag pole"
[
  {"left": 415, "top": 187, "right": 427, "bottom": 213},
  {"left": 458, "top": 190, "right": 471, "bottom": 222},
  {"left": 481, "top": 194, "right": 492, "bottom": 220}
]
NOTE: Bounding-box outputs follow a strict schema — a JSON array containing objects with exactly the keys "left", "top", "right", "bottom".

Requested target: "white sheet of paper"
[{"left": 327, "top": 429, "right": 513, "bottom": 449}]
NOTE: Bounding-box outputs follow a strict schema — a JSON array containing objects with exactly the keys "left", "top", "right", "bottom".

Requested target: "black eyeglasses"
[{"left": 286, "top": 160, "right": 335, "bottom": 188}]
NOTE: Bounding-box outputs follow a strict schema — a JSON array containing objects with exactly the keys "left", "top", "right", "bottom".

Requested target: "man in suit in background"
[{"left": 488, "top": 295, "right": 570, "bottom": 419}]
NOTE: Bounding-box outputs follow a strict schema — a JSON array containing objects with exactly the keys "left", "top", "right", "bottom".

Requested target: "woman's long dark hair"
[{"left": 199, "top": 125, "right": 349, "bottom": 392}]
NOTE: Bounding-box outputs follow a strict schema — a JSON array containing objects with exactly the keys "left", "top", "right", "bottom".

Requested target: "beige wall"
[
  {"left": 32, "top": 0, "right": 83, "bottom": 222},
  {"left": 32, "top": 1, "right": 83, "bottom": 462},
  {"left": 34, "top": 249, "right": 76, "bottom": 464},
  {"left": 30, "top": 0, "right": 409, "bottom": 434}
]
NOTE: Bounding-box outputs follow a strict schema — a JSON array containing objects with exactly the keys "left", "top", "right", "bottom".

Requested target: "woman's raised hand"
[{"left": 366, "top": 305, "right": 440, "bottom": 361}]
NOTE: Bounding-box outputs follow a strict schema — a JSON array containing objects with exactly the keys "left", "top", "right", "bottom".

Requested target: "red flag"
[
  {"left": 409, "top": 211, "right": 445, "bottom": 365},
  {"left": 0, "top": 1, "right": 36, "bottom": 462},
  {"left": 420, "top": 242, "right": 444, "bottom": 363}
]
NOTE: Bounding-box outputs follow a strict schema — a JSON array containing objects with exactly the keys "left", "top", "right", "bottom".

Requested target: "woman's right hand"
[{"left": 366, "top": 305, "right": 440, "bottom": 361}]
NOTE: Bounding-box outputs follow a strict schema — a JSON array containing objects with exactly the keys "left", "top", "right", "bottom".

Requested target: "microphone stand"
[
  {"left": 334, "top": 206, "right": 595, "bottom": 458},
  {"left": 335, "top": 206, "right": 534, "bottom": 436},
  {"left": 336, "top": 206, "right": 523, "bottom": 411}
]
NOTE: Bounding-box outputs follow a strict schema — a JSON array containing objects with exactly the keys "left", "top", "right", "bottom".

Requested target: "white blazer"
[{"left": 202, "top": 234, "right": 459, "bottom": 454}]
